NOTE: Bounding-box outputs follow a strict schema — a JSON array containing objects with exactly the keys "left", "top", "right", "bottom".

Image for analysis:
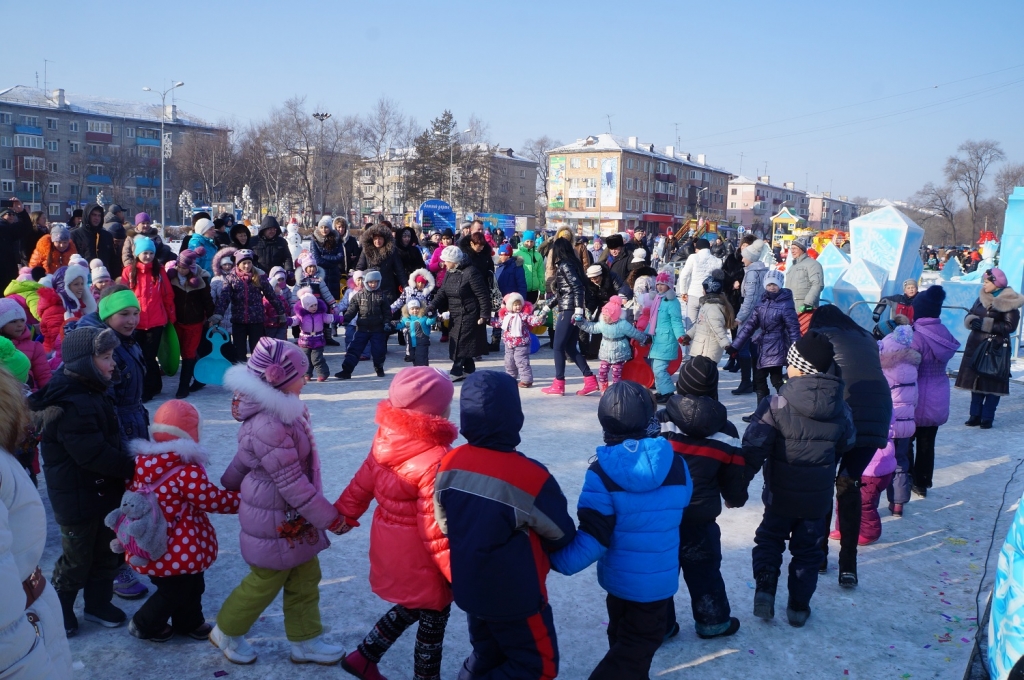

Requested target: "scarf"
[
  {"left": 502, "top": 311, "right": 528, "bottom": 338},
  {"left": 646, "top": 292, "right": 668, "bottom": 337}
]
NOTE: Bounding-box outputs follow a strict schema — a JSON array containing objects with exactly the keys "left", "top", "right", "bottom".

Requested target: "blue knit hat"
[
  {"left": 522, "top": 230, "right": 536, "bottom": 242},
  {"left": 133, "top": 235, "right": 156, "bottom": 255}
]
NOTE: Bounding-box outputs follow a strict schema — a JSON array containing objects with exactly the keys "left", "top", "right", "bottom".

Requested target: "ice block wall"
[{"left": 1002, "top": 186, "right": 1024, "bottom": 294}]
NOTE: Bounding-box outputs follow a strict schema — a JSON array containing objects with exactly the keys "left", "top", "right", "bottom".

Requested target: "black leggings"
[
  {"left": 753, "top": 365, "right": 785, "bottom": 405},
  {"left": 134, "top": 325, "right": 164, "bottom": 398},
  {"left": 553, "top": 310, "right": 592, "bottom": 380},
  {"left": 910, "top": 425, "right": 939, "bottom": 489},
  {"left": 232, "top": 322, "right": 264, "bottom": 361},
  {"left": 358, "top": 604, "right": 451, "bottom": 680}
]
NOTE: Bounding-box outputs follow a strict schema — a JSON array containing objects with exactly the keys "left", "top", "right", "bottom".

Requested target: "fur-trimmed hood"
[
  {"left": 212, "top": 246, "right": 238, "bottom": 274},
  {"left": 407, "top": 268, "right": 436, "bottom": 296},
  {"left": 129, "top": 437, "right": 210, "bottom": 467},
  {"left": 223, "top": 364, "right": 306, "bottom": 424},
  {"left": 360, "top": 224, "right": 396, "bottom": 265},
  {"left": 980, "top": 286, "right": 1024, "bottom": 312},
  {"left": 372, "top": 399, "right": 458, "bottom": 467},
  {"left": 879, "top": 345, "right": 922, "bottom": 369}
]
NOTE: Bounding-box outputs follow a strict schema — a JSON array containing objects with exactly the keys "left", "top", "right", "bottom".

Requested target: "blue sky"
[{"left": 8, "top": 0, "right": 1024, "bottom": 201}]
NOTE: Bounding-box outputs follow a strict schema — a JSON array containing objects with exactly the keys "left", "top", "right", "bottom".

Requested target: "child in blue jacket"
[{"left": 551, "top": 380, "right": 692, "bottom": 680}]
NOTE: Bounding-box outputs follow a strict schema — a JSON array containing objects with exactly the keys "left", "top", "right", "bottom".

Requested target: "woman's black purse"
[{"left": 971, "top": 334, "right": 1012, "bottom": 381}]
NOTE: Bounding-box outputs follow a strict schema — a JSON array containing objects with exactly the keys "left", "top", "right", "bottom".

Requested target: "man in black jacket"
[
  {"left": 598, "top": 234, "right": 632, "bottom": 285},
  {"left": 71, "top": 203, "right": 119, "bottom": 275},
  {"left": 252, "top": 215, "right": 294, "bottom": 274},
  {"left": 0, "top": 201, "right": 33, "bottom": 292}
]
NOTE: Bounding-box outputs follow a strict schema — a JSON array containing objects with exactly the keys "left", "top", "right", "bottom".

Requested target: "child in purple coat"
[
  {"left": 878, "top": 324, "right": 921, "bottom": 517},
  {"left": 288, "top": 288, "right": 345, "bottom": 382}
]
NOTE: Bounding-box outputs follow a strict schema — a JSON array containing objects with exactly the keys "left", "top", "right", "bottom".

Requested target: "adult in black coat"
[
  {"left": 459, "top": 232, "right": 496, "bottom": 284},
  {"left": 356, "top": 223, "right": 406, "bottom": 305},
  {"left": 311, "top": 219, "right": 346, "bottom": 300},
  {"left": 430, "top": 248, "right": 491, "bottom": 379},
  {"left": 396, "top": 227, "right": 427, "bottom": 278},
  {"left": 228, "top": 223, "right": 253, "bottom": 249},
  {"left": 336, "top": 217, "right": 362, "bottom": 275},
  {"left": 71, "top": 203, "right": 119, "bottom": 276},
  {"left": 0, "top": 202, "right": 33, "bottom": 292},
  {"left": 253, "top": 216, "right": 294, "bottom": 274},
  {"left": 597, "top": 234, "right": 633, "bottom": 287}
]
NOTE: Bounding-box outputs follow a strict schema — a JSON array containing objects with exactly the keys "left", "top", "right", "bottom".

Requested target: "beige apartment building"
[
  {"left": 726, "top": 175, "right": 809, "bottom": 237},
  {"left": 806, "top": 191, "right": 858, "bottom": 231}
]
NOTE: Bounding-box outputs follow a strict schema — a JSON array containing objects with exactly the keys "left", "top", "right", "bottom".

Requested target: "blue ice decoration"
[{"left": 1002, "top": 187, "right": 1024, "bottom": 294}]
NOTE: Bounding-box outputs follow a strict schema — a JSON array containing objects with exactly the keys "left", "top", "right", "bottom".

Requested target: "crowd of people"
[
  {"left": 922, "top": 244, "right": 992, "bottom": 273},
  {"left": 1, "top": 197, "right": 1022, "bottom": 679}
]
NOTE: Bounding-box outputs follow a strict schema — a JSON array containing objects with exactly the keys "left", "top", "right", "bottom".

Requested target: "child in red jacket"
[
  {"left": 122, "top": 236, "right": 176, "bottom": 401},
  {"left": 334, "top": 367, "right": 458, "bottom": 680}
]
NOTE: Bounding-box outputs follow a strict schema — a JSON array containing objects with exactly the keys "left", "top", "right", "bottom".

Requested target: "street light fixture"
[
  {"left": 449, "top": 128, "right": 472, "bottom": 208},
  {"left": 142, "top": 81, "right": 184, "bottom": 238},
  {"left": 312, "top": 112, "right": 332, "bottom": 223}
]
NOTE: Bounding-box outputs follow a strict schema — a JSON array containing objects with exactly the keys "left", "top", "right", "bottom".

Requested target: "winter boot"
[
  {"left": 375, "top": 365, "right": 385, "bottom": 378},
  {"left": 889, "top": 502, "right": 903, "bottom": 518},
  {"left": 696, "top": 617, "right": 741, "bottom": 640},
  {"left": 83, "top": 579, "right": 126, "bottom": 627},
  {"left": 290, "top": 635, "right": 345, "bottom": 665},
  {"left": 57, "top": 589, "right": 79, "bottom": 637},
  {"left": 599, "top": 381, "right": 609, "bottom": 393},
  {"left": 724, "top": 355, "right": 739, "bottom": 372},
  {"left": 341, "top": 649, "right": 388, "bottom": 680},
  {"left": 335, "top": 368, "right": 352, "bottom": 380},
  {"left": 786, "top": 599, "right": 811, "bottom": 627},
  {"left": 128, "top": 618, "right": 174, "bottom": 642},
  {"left": 981, "top": 420, "right": 993, "bottom": 429},
  {"left": 731, "top": 356, "right": 753, "bottom": 394},
  {"left": 187, "top": 357, "right": 206, "bottom": 392},
  {"left": 519, "top": 382, "right": 533, "bottom": 388},
  {"left": 113, "top": 564, "right": 149, "bottom": 599},
  {"left": 209, "top": 624, "right": 257, "bottom": 664},
  {"left": 176, "top": 359, "right": 194, "bottom": 399},
  {"left": 541, "top": 378, "right": 565, "bottom": 395},
  {"left": 576, "top": 374, "right": 600, "bottom": 396},
  {"left": 839, "top": 572, "right": 858, "bottom": 589},
  {"left": 753, "top": 571, "right": 778, "bottom": 620},
  {"left": 965, "top": 415, "right": 982, "bottom": 427}
]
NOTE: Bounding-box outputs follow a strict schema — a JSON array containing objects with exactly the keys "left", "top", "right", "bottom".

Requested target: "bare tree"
[
  {"left": 172, "top": 130, "right": 237, "bottom": 206},
  {"left": 912, "top": 182, "right": 959, "bottom": 245},
  {"left": 237, "top": 121, "right": 294, "bottom": 217},
  {"left": 521, "top": 136, "right": 562, "bottom": 207},
  {"left": 105, "top": 146, "right": 142, "bottom": 207},
  {"left": 358, "top": 98, "right": 414, "bottom": 219},
  {"left": 994, "top": 162, "right": 1024, "bottom": 203},
  {"left": 944, "top": 139, "right": 1005, "bottom": 240}
]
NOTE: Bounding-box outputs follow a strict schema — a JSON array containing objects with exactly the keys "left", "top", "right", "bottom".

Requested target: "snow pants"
[
  {"left": 667, "top": 519, "right": 731, "bottom": 635},
  {"left": 857, "top": 473, "right": 893, "bottom": 544},
  {"left": 504, "top": 344, "right": 532, "bottom": 384},
  {"left": 216, "top": 557, "right": 322, "bottom": 642},
  {"left": 822, "top": 472, "right": 862, "bottom": 574},
  {"left": 652, "top": 358, "right": 674, "bottom": 396},
  {"left": 411, "top": 342, "right": 431, "bottom": 367},
  {"left": 886, "top": 438, "right": 912, "bottom": 505},
  {"left": 457, "top": 604, "right": 558, "bottom": 680},
  {"left": 590, "top": 594, "right": 670, "bottom": 680},
  {"left": 132, "top": 572, "right": 206, "bottom": 637},
  {"left": 753, "top": 364, "right": 785, "bottom": 406},
  {"left": 52, "top": 518, "right": 121, "bottom": 597},
  {"left": 910, "top": 425, "right": 939, "bottom": 490},
  {"left": 342, "top": 330, "right": 387, "bottom": 373},
  {"left": 302, "top": 347, "right": 329, "bottom": 379},
  {"left": 174, "top": 321, "right": 203, "bottom": 360},
  {"left": 752, "top": 508, "right": 826, "bottom": 607}
]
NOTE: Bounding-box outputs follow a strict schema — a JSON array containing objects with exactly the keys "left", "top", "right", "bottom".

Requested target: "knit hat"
[
  {"left": 54, "top": 264, "right": 90, "bottom": 314},
  {"left": 317, "top": 215, "right": 333, "bottom": 228},
  {"left": 177, "top": 248, "right": 199, "bottom": 271},
  {"left": 986, "top": 267, "right": 1008, "bottom": 288},
  {"left": 601, "top": 295, "right": 623, "bottom": 323},
  {"left": 134, "top": 212, "right": 151, "bottom": 226},
  {"left": 655, "top": 270, "right": 673, "bottom": 286},
  {"left": 586, "top": 264, "right": 603, "bottom": 278},
  {"left": 912, "top": 285, "right": 945, "bottom": 319},
  {"left": 246, "top": 336, "right": 307, "bottom": 389},
  {"left": 702, "top": 269, "right": 724, "bottom": 294},
  {"left": 631, "top": 249, "right": 648, "bottom": 264},
  {"left": 151, "top": 399, "right": 203, "bottom": 444},
  {"left": 694, "top": 238, "right": 711, "bottom": 250},
  {"left": 440, "top": 245, "right": 463, "bottom": 264},
  {"left": 0, "top": 298, "right": 26, "bottom": 329},
  {"left": 522, "top": 230, "right": 536, "bottom": 242},
  {"left": 62, "top": 326, "right": 120, "bottom": 379},
  {"left": 891, "top": 324, "right": 914, "bottom": 347},
  {"left": 3, "top": 295, "right": 34, "bottom": 326},
  {"left": 133, "top": 235, "right": 156, "bottom": 255},
  {"left": 741, "top": 239, "right": 765, "bottom": 262},
  {"left": 297, "top": 286, "right": 318, "bottom": 312},
  {"left": 633, "top": 226, "right": 646, "bottom": 235},
  {"left": 296, "top": 252, "right": 315, "bottom": 270},
  {"left": 68, "top": 254, "right": 88, "bottom": 269},
  {"left": 99, "top": 289, "right": 140, "bottom": 320},
  {"left": 388, "top": 366, "right": 454, "bottom": 417},
  {"left": 407, "top": 298, "right": 422, "bottom": 309},
  {"left": 675, "top": 356, "right": 719, "bottom": 398},
  {"left": 497, "top": 244, "right": 512, "bottom": 256},
  {"left": 504, "top": 292, "right": 524, "bottom": 311},
  {"left": 235, "top": 249, "right": 254, "bottom": 263},
  {"left": 194, "top": 218, "right": 215, "bottom": 236},
  {"left": 16, "top": 267, "right": 32, "bottom": 282},
  {"left": 764, "top": 269, "right": 785, "bottom": 289},
  {"left": 0, "top": 338, "right": 29, "bottom": 384},
  {"left": 90, "top": 258, "right": 111, "bottom": 284},
  {"left": 605, "top": 234, "right": 624, "bottom": 249},
  {"left": 598, "top": 380, "right": 657, "bottom": 445},
  {"left": 791, "top": 236, "right": 811, "bottom": 252},
  {"left": 788, "top": 330, "right": 834, "bottom": 375},
  {"left": 903, "top": 278, "right": 919, "bottom": 290},
  {"left": 50, "top": 225, "right": 71, "bottom": 242},
  {"left": 350, "top": 270, "right": 364, "bottom": 281}
]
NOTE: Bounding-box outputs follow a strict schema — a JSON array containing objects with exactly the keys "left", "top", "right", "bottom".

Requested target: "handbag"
[{"left": 971, "top": 335, "right": 1011, "bottom": 381}]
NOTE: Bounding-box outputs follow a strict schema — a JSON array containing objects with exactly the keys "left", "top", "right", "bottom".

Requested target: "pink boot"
[
  {"left": 342, "top": 650, "right": 388, "bottom": 680},
  {"left": 576, "top": 375, "right": 600, "bottom": 396},
  {"left": 541, "top": 378, "right": 565, "bottom": 395}
]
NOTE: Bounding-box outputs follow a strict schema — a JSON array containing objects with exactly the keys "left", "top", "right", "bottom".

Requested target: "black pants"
[
  {"left": 910, "top": 425, "right": 939, "bottom": 489},
  {"left": 412, "top": 342, "right": 430, "bottom": 366},
  {"left": 459, "top": 605, "right": 558, "bottom": 680},
  {"left": 751, "top": 508, "right": 826, "bottom": 607},
  {"left": 135, "top": 325, "right": 164, "bottom": 399},
  {"left": 232, "top": 322, "right": 264, "bottom": 361},
  {"left": 450, "top": 357, "right": 476, "bottom": 377},
  {"left": 590, "top": 594, "right": 669, "bottom": 680},
  {"left": 753, "top": 364, "right": 785, "bottom": 405},
  {"left": 667, "top": 520, "right": 730, "bottom": 633},
  {"left": 822, "top": 474, "right": 862, "bottom": 574},
  {"left": 132, "top": 572, "right": 206, "bottom": 636},
  {"left": 52, "top": 518, "right": 122, "bottom": 601},
  {"left": 553, "top": 310, "right": 592, "bottom": 380}
]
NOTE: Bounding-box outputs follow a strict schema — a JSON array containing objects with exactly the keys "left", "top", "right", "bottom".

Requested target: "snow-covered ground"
[{"left": 44, "top": 337, "right": 1023, "bottom": 680}]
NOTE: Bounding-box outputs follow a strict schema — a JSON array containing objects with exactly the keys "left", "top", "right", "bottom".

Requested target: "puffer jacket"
[
  {"left": 687, "top": 295, "right": 732, "bottom": 362},
  {"left": 496, "top": 306, "right": 535, "bottom": 348},
  {"left": 341, "top": 288, "right": 391, "bottom": 332},
  {"left": 29, "top": 235, "right": 78, "bottom": 274},
  {"left": 335, "top": 399, "right": 459, "bottom": 611},
  {"left": 737, "top": 261, "right": 768, "bottom": 325},
  {"left": 265, "top": 282, "right": 297, "bottom": 329},
  {"left": 310, "top": 228, "right": 345, "bottom": 295},
  {"left": 214, "top": 268, "right": 285, "bottom": 325},
  {"left": 390, "top": 268, "right": 436, "bottom": 314},
  {"left": 743, "top": 371, "right": 857, "bottom": 519},
  {"left": 288, "top": 299, "right": 342, "bottom": 349},
  {"left": 732, "top": 289, "right": 801, "bottom": 369},
  {"left": 495, "top": 257, "right": 527, "bottom": 298},
  {"left": 575, "top": 318, "right": 647, "bottom": 364},
  {"left": 660, "top": 394, "right": 747, "bottom": 524},
  {"left": 210, "top": 247, "right": 236, "bottom": 328},
  {"left": 123, "top": 262, "right": 176, "bottom": 331},
  {"left": 514, "top": 245, "right": 545, "bottom": 294},
  {"left": 169, "top": 268, "right": 215, "bottom": 325},
  {"left": 182, "top": 232, "right": 217, "bottom": 274},
  {"left": 127, "top": 437, "right": 240, "bottom": 577},
  {"left": 221, "top": 366, "right": 340, "bottom": 571},
  {"left": 550, "top": 436, "right": 692, "bottom": 603},
  {"left": 784, "top": 253, "right": 824, "bottom": 309},
  {"left": 357, "top": 224, "right": 406, "bottom": 304},
  {"left": 676, "top": 248, "right": 722, "bottom": 298},
  {"left": 911, "top": 317, "right": 960, "bottom": 426},
  {"left": 540, "top": 230, "right": 590, "bottom": 291},
  {"left": 646, "top": 289, "right": 685, "bottom": 361},
  {"left": 294, "top": 265, "right": 337, "bottom": 308},
  {"left": 36, "top": 287, "right": 67, "bottom": 354},
  {"left": 955, "top": 287, "right": 1024, "bottom": 397},
  {"left": 12, "top": 325, "right": 51, "bottom": 389},
  {"left": 102, "top": 207, "right": 126, "bottom": 240},
  {"left": 4, "top": 279, "right": 43, "bottom": 319},
  {"left": 252, "top": 216, "right": 294, "bottom": 274},
  {"left": 553, "top": 259, "right": 586, "bottom": 312},
  {"left": 878, "top": 326, "right": 921, "bottom": 439}
]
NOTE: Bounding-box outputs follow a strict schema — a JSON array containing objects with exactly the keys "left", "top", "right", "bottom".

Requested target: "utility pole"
[{"left": 312, "top": 112, "right": 331, "bottom": 223}]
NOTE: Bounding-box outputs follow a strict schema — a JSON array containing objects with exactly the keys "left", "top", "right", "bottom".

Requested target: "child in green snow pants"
[{"left": 216, "top": 557, "right": 323, "bottom": 642}]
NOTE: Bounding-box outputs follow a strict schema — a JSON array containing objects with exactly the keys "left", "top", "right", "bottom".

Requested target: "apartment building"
[
  {"left": 545, "top": 134, "right": 729, "bottom": 236},
  {"left": 0, "top": 85, "right": 226, "bottom": 222},
  {"left": 726, "top": 175, "right": 809, "bottom": 235},
  {"left": 806, "top": 191, "right": 858, "bottom": 230}
]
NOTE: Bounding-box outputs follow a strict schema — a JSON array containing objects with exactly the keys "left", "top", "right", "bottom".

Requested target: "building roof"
[
  {"left": 548, "top": 133, "right": 728, "bottom": 173},
  {"left": 0, "top": 85, "right": 220, "bottom": 129},
  {"left": 362, "top": 143, "right": 536, "bottom": 166},
  {"left": 729, "top": 174, "right": 806, "bottom": 194}
]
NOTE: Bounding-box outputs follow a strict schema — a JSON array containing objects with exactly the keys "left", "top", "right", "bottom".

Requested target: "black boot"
[
  {"left": 175, "top": 359, "right": 194, "bottom": 399},
  {"left": 83, "top": 579, "right": 126, "bottom": 628},
  {"left": 787, "top": 599, "right": 811, "bottom": 627},
  {"left": 753, "top": 571, "right": 778, "bottom": 620},
  {"left": 724, "top": 356, "right": 739, "bottom": 372},
  {"left": 57, "top": 589, "right": 79, "bottom": 637},
  {"left": 965, "top": 415, "right": 982, "bottom": 427},
  {"left": 731, "top": 356, "right": 753, "bottom": 394},
  {"left": 188, "top": 355, "right": 206, "bottom": 392}
]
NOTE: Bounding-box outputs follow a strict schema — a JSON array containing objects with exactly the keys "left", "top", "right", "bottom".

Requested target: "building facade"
[
  {"left": 0, "top": 85, "right": 226, "bottom": 223},
  {"left": 544, "top": 134, "right": 730, "bottom": 236},
  {"left": 806, "top": 191, "right": 858, "bottom": 231},
  {"left": 726, "top": 175, "right": 808, "bottom": 237}
]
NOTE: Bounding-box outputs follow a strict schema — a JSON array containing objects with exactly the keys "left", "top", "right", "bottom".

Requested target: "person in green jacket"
[{"left": 514, "top": 230, "right": 545, "bottom": 304}]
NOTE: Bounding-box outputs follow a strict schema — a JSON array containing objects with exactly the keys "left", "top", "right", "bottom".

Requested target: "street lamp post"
[
  {"left": 449, "top": 128, "right": 472, "bottom": 208},
  {"left": 312, "top": 112, "right": 331, "bottom": 224},
  {"left": 142, "top": 81, "right": 184, "bottom": 239}
]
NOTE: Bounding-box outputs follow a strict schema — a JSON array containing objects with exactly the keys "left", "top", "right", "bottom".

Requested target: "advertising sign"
[
  {"left": 416, "top": 199, "right": 457, "bottom": 231},
  {"left": 548, "top": 155, "right": 566, "bottom": 209},
  {"left": 600, "top": 157, "right": 617, "bottom": 207}
]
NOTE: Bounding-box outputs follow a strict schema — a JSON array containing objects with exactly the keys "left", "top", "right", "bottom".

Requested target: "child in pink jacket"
[
  {"left": 334, "top": 366, "right": 458, "bottom": 680},
  {"left": 880, "top": 324, "right": 921, "bottom": 518},
  {"left": 0, "top": 298, "right": 50, "bottom": 389},
  {"left": 210, "top": 337, "right": 349, "bottom": 666}
]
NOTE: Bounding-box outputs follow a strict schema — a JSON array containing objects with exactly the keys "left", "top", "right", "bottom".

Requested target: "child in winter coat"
[
  {"left": 334, "top": 367, "right": 459, "bottom": 680},
  {"left": 683, "top": 270, "right": 734, "bottom": 363},
  {"left": 743, "top": 332, "right": 856, "bottom": 628},
  {"left": 210, "top": 249, "right": 287, "bottom": 361},
  {"left": 212, "top": 338, "right": 348, "bottom": 665},
  {"left": 288, "top": 287, "right": 344, "bottom": 381},
  {"left": 336, "top": 270, "right": 392, "bottom": 380},
  {"left": 294, "top": 252, "right": 339, "bottom": 345},
  {"left": 0, "top": 297, "right": 50, "bottom": 389},
  {"left": 391, "top": 268, "right": 437, "bottom": 359},
  {"left": 338, "top": 270, "right": 364, "bottom": 351},
  {"left": 89, "top": 259, "right": 113, "bottom": 302},
  {"left": 264, "top": 266, "right": 296, "bottom": 341},
  {"left": 493, "top": 292, "right": 541, "bottom": 387},
  {"left": 210, "top": 247, "right": 237, "bottom": 332},
  {"left": 125, "top": 400, "right": 240, "bottom": 642},
  {"left": 169, "top": 249, "right": 215, "bottom": 399},
  {"left": 659, "top": 357, "right": 747, "bottom": 639},
  {"left": 122, "top": 236, "right": 176, "bottom": 401},
  {"left": 644, "top": 270, "right": 686, "bottom": 402},
  {"left": 880, "top": 323, "right": 921, "bottom": 517},
  {"left": 575, "top": 295, "right": 649, "bottom": 392},
  {"left": 434, "top": 371, "right": 576, "bottom": 679},
  {"left": 551, "top": 381, "right": 692, "bottom": 679},
  {"left": 38, "top": 263, "right": 97, "bottom": 356},
  {"left": 4, "top": 267, "right": 44, "bottom": 321},
  {"left": 395, "top": 298, "right": 435, "bottom": 367}
]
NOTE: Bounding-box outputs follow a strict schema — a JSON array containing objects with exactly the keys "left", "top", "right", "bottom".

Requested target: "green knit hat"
[
  {"left": 99, "top": 289, "right": 140, "bottom": 320},
  {"left": 0, "top": 337, "right": 30, "bottom": 383}
]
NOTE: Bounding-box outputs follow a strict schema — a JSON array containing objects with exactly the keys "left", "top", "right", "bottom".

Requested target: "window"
[
  {"left": 69, "top": 141, "right": 79, "bottom": 153},
  {"left": 569, "top": 157, "right": 580, "bottom": 168},
  {"left": 14, "top": 135, "right": 44, "bottom": 149},
  {"left": 48, "top": 183, "right": 59, "bottom": 195},
  {"left": 48, "top": 203, "right": 61, "bottom": 216},
  {"left": 730, "top": 202, "right": 737, "bottom": 209},
  {"left": 21, "top": 181, "right": 40, "bottom": 194},
  {"left": 730, "top": 188, "right": 737, "bottom": 195},
  {"left": 68, "top": 121, "right": 78, "bottom": 132},
  {"left": 519, "top": 186, "right": 525, "bottom": 196},
  {"left": 0, "top": 180, "right": 13, "bottom": 192},
  {"left": 138, "top": 146, "right": 160, "bottom": 159},
  {"left": 626, "top": 178, "right": 633, "bottom": 190},
  {"left": 586, "top": 158, "right": 598, "bottom": 169},
  {"left": 138, "top": 128, "right": 159, "bottom": 140},
  {"left": 87, "top": 144, "right": 102, "bottom": 154},
  {"left": 69, "top": 184, "right": 78, "bottom": 195},
  {"left": 45, "top": 118, "right": 58, "bottom": 130},
  {"left": 45, "top": 140, "right": 59, "bottom": 151},
  {"left": 586, "top": 178, "right": 597, "bottom": 188},
  {"left": 0, "top": 159, "right": 11, "bottom": 170},
  {"left": 0, "top": 113, "right": 10, "bottom": 124},
  {"left": 568, "top": 198, "right": 580, "bottom": 209},
  {"left": 123, "top": 186, "right": 136, "bottom": 198},
  {"left": 86, "top": 185, "right": 99, "bottom": 197},
  {"left": 500, "top": 165, "right": 507, "bottom": 175},
  {"left": 125, "top": 127, "right": 134, "bottom": 137},
  {"left": 23, "top": 157, "right": 45, "bottom": 171},
  {"left": 87, "top": 164, "right": 104, "bottom": 175},
  {"left": 69, "top": 163, "right": 78, "bottom": 174},
  {"left": 643, "top": 161, "right": 650, "bottom": 172},
  {"left": 18, "top": 115, "right": 38, "bottom": 127},
  {"left": 519, "top": 168, "right": 526, "bottom": 178},
  {"left": 87, "top": 121, "right": 112, "bottom": 134},
  {"left": 626, "top": 158, "right": 633, "bottom": 170},
  {"left": 585, "top": 198, "right": 596, "bottom": 208},
  {"left": 0, "top": 136, "right": 8, "bottom": 147},
  {"left": 47, "top": 162, "right": 57, "bottom": 172}
]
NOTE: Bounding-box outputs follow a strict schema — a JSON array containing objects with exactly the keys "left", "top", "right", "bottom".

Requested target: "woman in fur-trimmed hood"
[{"left": 356, "top": 223, "right": 406, "bottom": 304}]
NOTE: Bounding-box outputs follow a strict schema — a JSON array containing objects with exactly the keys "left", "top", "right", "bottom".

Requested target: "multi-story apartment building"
[
  {"left": 806, "top": 191, "right": 858, "bottom": 231},
  {"left": 354, "top": 145, "right": 538, "bottom": 226},
  {"left": 544, "top": 134, "right": 729, "bottom": 236},
  {"left": 0, "top": 85, "right": 226, "bottom": 223},
  {"left": 726, "top": 175, "right": 808, "bottom": 236}
]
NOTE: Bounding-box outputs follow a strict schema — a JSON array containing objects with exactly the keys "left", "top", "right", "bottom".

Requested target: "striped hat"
[{"left": 246, "top": 336, "right": 308, "bottom": 389}]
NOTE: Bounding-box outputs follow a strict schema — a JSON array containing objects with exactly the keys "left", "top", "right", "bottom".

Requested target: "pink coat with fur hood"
[
  {"left": 221, "top": 365, "right": 340, "bottom": 571},
  {"left": 878, "top": 325, "right": 921, "bottom": 440}
]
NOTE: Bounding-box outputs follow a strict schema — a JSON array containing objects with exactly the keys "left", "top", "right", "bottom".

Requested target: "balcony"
[
  {"left": 654, "top": 192, "right": 673, "bottom": 202},
  {"left": 14, "top": 191, "right": 38, "bottom": 202},
  {"left": 360, "top": 176, "right": 375, "bottom": 184},
  {"left": 135, "top": 137, "right": 161, "bottom": 147},
  {"left": 773, "top": 198, "right": 782, "bottom": 205},
  {"left": 751, "top": 201, "right": 768, "bottom": 215},
  {"left": 14, "top": 124, "right": 43, "bottom": 136},
  {"left": 86, "top": 174, "right": 112, "bottom": 184},
  {"left": 135, "top": 177, "right": 160, "bottom": 187},
  {"left": 654, "top": 173, "right": 675, "bottom": 183},
  {"left": 85, "top": 131, "right": 112, "bottom": 143}
]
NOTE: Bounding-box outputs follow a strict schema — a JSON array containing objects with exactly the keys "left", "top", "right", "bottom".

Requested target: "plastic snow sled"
[
  {"left": 157, "top": 323, "right": 180, "bottom": 376},
  {"left": 194, "top": 327, "right": 232, "bottom": 386}
]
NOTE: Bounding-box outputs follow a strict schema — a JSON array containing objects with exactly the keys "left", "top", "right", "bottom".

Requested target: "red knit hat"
[
  {"left": 601, "top": 295, "right": 623, "bottom": 323},
  {"left": 656, "top": 270, "right": 673, "bottom": 286},
  {"left": 388, "top": 367, "right": 454, "bottom": 416},
  {"left": 151, "top": 399, "right": 203, "bottom": 443}
]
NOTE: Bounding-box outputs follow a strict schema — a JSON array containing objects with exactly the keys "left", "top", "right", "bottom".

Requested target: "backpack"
[{"left": 104, "top": 466, "right": 180, "bottom": 566}]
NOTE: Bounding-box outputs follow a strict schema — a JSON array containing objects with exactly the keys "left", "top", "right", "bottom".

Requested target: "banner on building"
[
  {"left": 601, "top": 158, "right": 617, "bottom": 207},
  {"left": 568, "top": 188, "right": 597, "bottom": 199},
  {"left": 548, "top": 155, "right": 566, "bottom": 209}
]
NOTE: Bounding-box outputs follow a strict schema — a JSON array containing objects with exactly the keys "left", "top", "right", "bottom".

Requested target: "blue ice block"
[
  {"left": 1001, "top": 187, "right": 1024, "bottom": 292},
  {"left": 940, "top": 256, "right": 964, "bottom": 281},
  {"left": 848, "top": 207, "right": 925, "bottom": 298},
  {"left": 832, "top": 256, "right": 889, "bottom": 329},
  {"left": 817, "top": 243, "right": 851, "bottom": 288}
]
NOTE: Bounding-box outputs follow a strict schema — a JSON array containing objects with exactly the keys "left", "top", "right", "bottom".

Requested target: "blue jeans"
[{"left": 970, "top": 392, "right": 1000, "bottom": 420}]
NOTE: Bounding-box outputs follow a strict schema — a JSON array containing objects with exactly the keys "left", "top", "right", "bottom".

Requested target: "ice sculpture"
[
  {"left": 847, "top": 207, "right": 925, "bottom": 299},
  {"left": 1000, "top": 187, "right": 1024, "bottom": 292},
  {"left": 939, "top": 255, "right": 963, "bottom": 281},
  {"left": 832, "top": 257, "right": 890, "bottom": 328}
]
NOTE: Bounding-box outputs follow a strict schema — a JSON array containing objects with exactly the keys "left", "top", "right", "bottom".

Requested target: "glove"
[
  {"left": 970, "top": 318, "right": 983, "bottom": 331},
  {"left": 643, "top": 335, "right": 653, "bottom": 346},
  {"left": 440, "top": 311, "right": 451, "bottom": 320},
  {"left": 327, "top": 515, "right": 360, "bottom": 536},
  {"left": 799, "top": 305, "right": 814, "bottom": 313},
  {"left": 725, "top": 345, "right": 738, "bottom": 357},
  {"left": 209, "top": 314, "right": 223, "bottom": 326},
  {"left": 679, "top": 336, "right": 691, "bottom": 346}
]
